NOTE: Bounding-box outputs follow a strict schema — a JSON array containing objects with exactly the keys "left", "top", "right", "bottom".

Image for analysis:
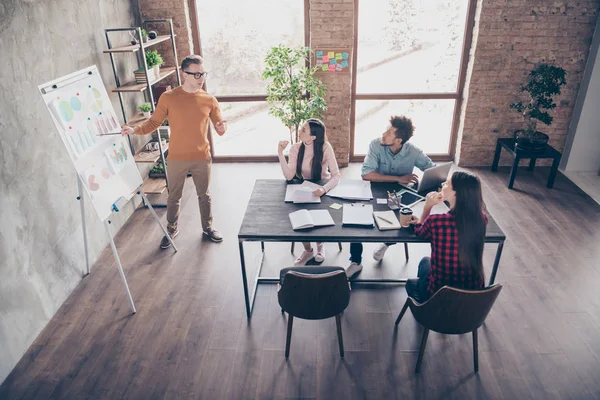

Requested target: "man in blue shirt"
[{"left": 346, "top": 115, "right": 435, "bottom": 278}]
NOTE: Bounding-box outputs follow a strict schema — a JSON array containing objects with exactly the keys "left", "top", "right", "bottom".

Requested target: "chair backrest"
[
  {"left": 409, "top": 284, "right": 503, "bottom": 334},
  {"left": 278, "top": 269, "right": 350, "bottom": 320}
]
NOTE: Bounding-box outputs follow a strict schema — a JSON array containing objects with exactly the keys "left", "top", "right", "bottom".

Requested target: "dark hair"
[
  {"left": 296, "top": 119, "right": 326, "bottom": 180},
  {"left": 451, "top": 171, "right": 486, "bottom": 282},
  {"left": 181, "top": 55, "right": 203, "bottom": 71},
  {"left": 390, "top": 115, "right": 414, "bottom": 144}
]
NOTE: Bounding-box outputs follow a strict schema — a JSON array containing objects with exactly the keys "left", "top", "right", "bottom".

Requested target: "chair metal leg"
[
  {"left": 404, "top": 243, "right": 409, "bottom": 260},
  {"left": 335, "top": 314, "right": 344, "bottom": 358},
  {"left": 338, "top": 242, "right": 342, "bottom": 251},
  {"left": 415, "top": 328, "right": 429, "bottom": 373},
  {"left": 285, "top": 315, "right": 294, "bottom": 359},
  {"left": 290, "top": 242, "right": 295, "bottom": 253},
  {"left": 473, "top": 329, "right": 479, "bottom": 373},
  {"left": 395, "top": 299, "right": 410, "bottom": 325},
  {"left": 261, "top": 241, "right": 264, "bottom": 251}
]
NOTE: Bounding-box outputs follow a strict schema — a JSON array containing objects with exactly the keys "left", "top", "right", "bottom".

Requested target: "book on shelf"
[
  {"left": 134, "top": 67, "right": 155, "bottom": 83},
  {"left": 289, "top": 209, "right": 335, "bottom": 230}
]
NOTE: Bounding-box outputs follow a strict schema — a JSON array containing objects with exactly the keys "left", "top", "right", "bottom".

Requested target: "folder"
[{"left": 342, "top": 203, "right": 374, "bottom": 227}]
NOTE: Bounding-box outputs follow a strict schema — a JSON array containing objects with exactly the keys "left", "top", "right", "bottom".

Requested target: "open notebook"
[
  {"left": 289, "top": 209, "right": 335, "bottom": 230},
  {"left": 373, "top": 210, "right": 401, "bottom": 230}
]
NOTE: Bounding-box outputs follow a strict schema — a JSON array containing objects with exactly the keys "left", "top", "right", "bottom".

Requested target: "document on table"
[
  {"left": 326, "top": 179, "right": 373, "bottom": 200},
  {"left": 285, "top": 184, "right": 321, "bottom": 203},
  {"left": 289, "top": 209, "right": 335, "bottom": 230},
  {"left": 342, "top": 203, "right": 374, "bottom": 227}
]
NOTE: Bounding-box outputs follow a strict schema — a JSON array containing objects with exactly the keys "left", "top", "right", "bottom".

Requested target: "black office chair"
[
  {"left": 278, "top": 266, "right": 350, "bottom": 358},
  {"left": 395, "top": 284, "right": 503, "bottom": 373}
]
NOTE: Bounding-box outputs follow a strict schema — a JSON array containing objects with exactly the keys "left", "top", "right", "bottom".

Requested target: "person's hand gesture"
[
  {"left": 409, "top": 215, "right": 420, "bottom": 225},
  {"left": 121, "top": 125, "right": 134, "bottom": 136},
  {"left": 396, "top": 174, "right": 419, "bottom": 185},
  {"left": 215, "top": 120, "right": 227, "bottom": 135},
  {"left": 425, "top": 191, "right": 444, "bottom": 208},
  {"left": 278, "top": 140, "right": 289, "bottom": 154},
  {"left": 313, "top": 187, "right": 326, "bottom": 197}
]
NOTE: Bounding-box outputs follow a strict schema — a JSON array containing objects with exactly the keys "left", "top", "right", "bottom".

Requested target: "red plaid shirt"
[{"left": 414, "top": 211, "right": 487, "bottom": 295}]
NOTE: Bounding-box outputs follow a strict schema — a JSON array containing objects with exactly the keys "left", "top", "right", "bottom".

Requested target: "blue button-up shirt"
[{"left": 361, "top": 139, "right": 435, "bottom": 177}]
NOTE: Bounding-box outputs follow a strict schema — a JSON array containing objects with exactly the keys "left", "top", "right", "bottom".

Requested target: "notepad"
[
  {"left": 342, "top": 203, "right": 374, "bottom": 227},
  {"left": 373, "top": 210, "right": 401, "bottom": 230}
]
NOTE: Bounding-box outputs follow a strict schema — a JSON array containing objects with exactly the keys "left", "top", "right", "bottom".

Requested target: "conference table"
[{"left": 238, "top": 180, "right": 506, "bottom": 318}]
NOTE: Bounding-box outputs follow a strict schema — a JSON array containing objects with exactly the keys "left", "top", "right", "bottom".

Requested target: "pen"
[{"left": 376, "top": 215, "right": 394, "bottom": 224}]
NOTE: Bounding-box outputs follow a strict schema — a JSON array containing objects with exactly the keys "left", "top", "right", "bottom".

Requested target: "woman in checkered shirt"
[{"left": 407, "top": 171, "right": 487, "bottom": 302}]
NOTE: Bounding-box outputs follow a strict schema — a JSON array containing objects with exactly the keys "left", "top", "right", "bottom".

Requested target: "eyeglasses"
[{"left": 183, "top": 71, "right": 208, "bottom": 79}]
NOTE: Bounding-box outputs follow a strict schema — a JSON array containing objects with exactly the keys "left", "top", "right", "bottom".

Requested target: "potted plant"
[
  {"left": 262, "top": 45, "right": 327, "bottom": 144},
  {"left": 139, "top": 102, "right": 152, "bottom": 118},
  {"left": 509, "top": 63, "right": 566, "bottom": 152},
  {"left": 145, "top": 50, "right": 164, "bottom": 77},
  {"left": 140, "top": 28, "right": 149, "bottom": 43}
]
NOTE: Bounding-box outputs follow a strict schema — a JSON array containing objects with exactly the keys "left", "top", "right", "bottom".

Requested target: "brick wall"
[
  {"left": 137, "top": 0, "right": 194, "bottom": 80},
  {"left": 457, "top": 0, "right": 599, "bottom": 166},
  {"left": 310, "top": 0, "right": 355, "bottom": 167}
]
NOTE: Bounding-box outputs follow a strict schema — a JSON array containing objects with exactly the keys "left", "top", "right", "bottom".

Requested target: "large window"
[
  {"left": 353, "top": 0, "right": 473, "bottom": 158},
  {"left": 194, "top": 0, "right": 306, "bottom": 159}
]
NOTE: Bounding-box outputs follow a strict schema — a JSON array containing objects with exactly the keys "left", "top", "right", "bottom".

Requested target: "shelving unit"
[{"left": 104, "top": 19, "right": 181, "bottom": 202}]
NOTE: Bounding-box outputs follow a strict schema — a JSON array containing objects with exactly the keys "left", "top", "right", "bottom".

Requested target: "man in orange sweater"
[{"left": 122, "top": 55, "right": 227, "bottom": 248}]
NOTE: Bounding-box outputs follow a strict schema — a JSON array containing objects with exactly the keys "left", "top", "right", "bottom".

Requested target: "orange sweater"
[{"left": 134, "top": 86, "right": 223, "bottom": 160}]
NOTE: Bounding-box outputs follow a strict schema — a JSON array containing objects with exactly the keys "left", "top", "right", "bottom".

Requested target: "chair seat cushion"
[{"left": 279, "top": 266, "right": 345, "bottom": 283}]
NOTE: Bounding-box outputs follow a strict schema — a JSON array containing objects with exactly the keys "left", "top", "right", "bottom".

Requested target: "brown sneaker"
[
  {"left": 160, "top": 228, "right": 179, "bottom": 249},
  {"left": 202, "top": 227, "right": 223, "bottom": 242}
]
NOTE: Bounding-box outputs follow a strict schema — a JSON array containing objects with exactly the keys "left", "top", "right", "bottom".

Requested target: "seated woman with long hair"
[
  {"left": 277, "top": 118, "right": 341, "bottom": 265},
  {"left": 407, "top": 171, "right": 487, "bottom": 302}
]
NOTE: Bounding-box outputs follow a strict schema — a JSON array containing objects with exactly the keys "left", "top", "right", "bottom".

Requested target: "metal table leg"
[{"left": 489, "top": 241, "right": 504, "bottom": 285}]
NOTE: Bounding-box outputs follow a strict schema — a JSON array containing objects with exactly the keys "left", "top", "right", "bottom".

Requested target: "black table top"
[
  {"left": 238, "top": 180, "right": 506, "bottom": 243},
  {"left": 498, "top": 137, "right": 561, "bottom": 158}
]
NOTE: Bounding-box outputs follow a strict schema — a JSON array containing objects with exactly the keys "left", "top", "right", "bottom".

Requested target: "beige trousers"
[{"left": 166, "top": 159, "right": 212, "bottom": 232}]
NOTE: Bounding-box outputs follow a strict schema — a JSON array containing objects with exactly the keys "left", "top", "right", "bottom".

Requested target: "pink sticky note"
[
  {"left": 328, "top": 64, "right": 336, "bottom": 72},
  {"left": 322, "top": 56, "right": 329, "bottom": 63}
]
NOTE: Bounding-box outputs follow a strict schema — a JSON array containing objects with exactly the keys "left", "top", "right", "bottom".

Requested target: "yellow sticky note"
[
  {"left": 330, "top": 203, "right": 343, "bottom": 210},
  {"left": 327, "top": 51, "right": 335, "bottom": 58}
]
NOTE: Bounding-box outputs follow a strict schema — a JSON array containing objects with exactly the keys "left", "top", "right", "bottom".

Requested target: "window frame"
[
  {"left": 349, "top": 0, "right": 478, "bottom": 163},
  {"left": 189, "top": 0, "right": 311, "bottom": 162}
]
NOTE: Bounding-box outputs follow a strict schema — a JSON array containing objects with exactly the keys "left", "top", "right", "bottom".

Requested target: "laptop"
[{"left": 403, "top": 162, "right": 453, "bottom": 195}]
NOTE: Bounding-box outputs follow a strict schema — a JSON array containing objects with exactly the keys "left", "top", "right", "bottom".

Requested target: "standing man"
[
  {"left": 122, "top": 55, "right": 227, "bottom": 249},
  {"left": 346, "top": 115, "right": 435, "bottom": 277}
]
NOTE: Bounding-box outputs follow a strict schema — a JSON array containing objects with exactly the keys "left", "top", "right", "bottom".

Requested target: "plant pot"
[
  {"left": 153, "top": 64, "right": 161, "bottom": 77},
  {"left": 514, "top": 130, "right": 549, "bottom": 152},
  {"left": 142, "top": 111, "right": 151, "bottom": 119}
]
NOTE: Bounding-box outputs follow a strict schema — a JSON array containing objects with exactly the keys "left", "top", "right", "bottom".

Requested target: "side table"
[{"left": 491, "top": 138, "right": 562, "bottom": 189}]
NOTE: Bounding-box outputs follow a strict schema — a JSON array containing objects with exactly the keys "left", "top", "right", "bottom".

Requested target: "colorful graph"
[{"left": 105, "top": 140, "right": 130, "bottom": 174}]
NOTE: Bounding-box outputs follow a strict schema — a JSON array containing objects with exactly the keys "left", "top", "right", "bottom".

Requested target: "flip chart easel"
[{"left": 39, "top": 66, "right": 177, "bottom": 314}]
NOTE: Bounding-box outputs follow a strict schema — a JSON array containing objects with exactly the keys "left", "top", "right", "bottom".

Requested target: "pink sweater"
[{"left": 278, "top": 142, "right": 341, "bottom": 192}]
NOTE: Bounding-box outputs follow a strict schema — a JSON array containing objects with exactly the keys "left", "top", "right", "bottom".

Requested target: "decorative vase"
[
  {"left": 514, "top": 130, "right": 549, "bottom": 152},
  {"left": 153, "top": 64, "right": 161, "bottom": 77}
]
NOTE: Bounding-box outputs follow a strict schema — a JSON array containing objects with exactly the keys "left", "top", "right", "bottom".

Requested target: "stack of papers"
[
  {"left": 289, "top": 209, "right": 335, "bottom": 230},
  {"left": 285, "top": 182, "right": 321, "bottom": 204},
  {"left": 342, "top": 203, "right": 374, "bottom": 227},
  {"left": 326, "top": 180, "right": 373, "bottom": 201}
]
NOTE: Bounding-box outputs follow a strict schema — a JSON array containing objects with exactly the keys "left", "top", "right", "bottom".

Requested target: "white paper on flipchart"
[
  {"left": 327, "top": 179, "right": 373, "bottom": 200},
  {"left": 342, "top": 203, "right": 374, "bottom": 226}
]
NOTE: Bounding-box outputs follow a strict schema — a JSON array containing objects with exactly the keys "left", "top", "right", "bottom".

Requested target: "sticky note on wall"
[
  {"left": 336, "top": 64, "right": 343, "bottom": 71},
  {"left": 327, "top": 51, "right": 335, "bottom": 58},
  {"left": 335, "top": 53, "right": 342, "bottom": 60},
  {"left": 341, "top": 60, "right": 349, "bottom": 68},
  {"left": 329, "top": 59, "right": 336, "bottom": 65},
  {"left": 322, "top": 64, "right": 328, "bottom": 71},
  {"left": 328, "top": 64, "right": 336, "bottom": 72},
  {"left": 316, "top": 50, "right": 323, "bottom": 58},
  {"left": 322, "top": 56, "right": 329, "bottom": 63},
  {"left": 342, "top": 52, "right": 349, "bottom": 59}
]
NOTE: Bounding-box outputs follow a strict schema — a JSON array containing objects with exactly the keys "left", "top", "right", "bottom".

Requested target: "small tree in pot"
[
  {"left": 509, "top": 63, "right": 566, "bottom": 151},
  {"left": 262, "top": 45, "right": 327, "bottom": 144}
]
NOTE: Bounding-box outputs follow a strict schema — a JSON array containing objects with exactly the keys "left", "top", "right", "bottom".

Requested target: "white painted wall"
[{"left": 563, "top": 19, "right": 600, "bottom": 173}]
